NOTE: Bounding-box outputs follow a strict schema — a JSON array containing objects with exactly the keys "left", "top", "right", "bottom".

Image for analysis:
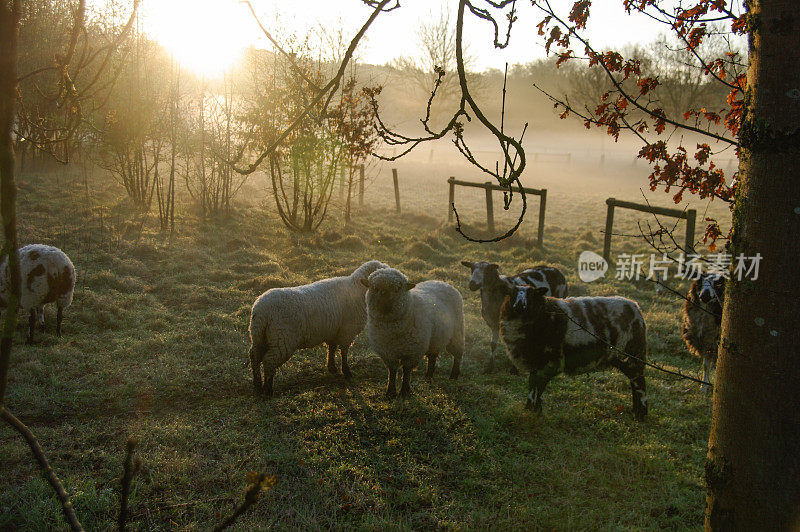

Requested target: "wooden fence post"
[
  {"left": 603, "top": 198, "right": 615, "bottom": 264},
  {"left": 685, "top": 209, "right": 697, "bottom": 254},
  {"left": 447, "top": 177, "right": 455, "bottom": 221},
  {"left": 392, "top": 168, "right": 401, "bottom": 213},
  {"left": 484, "top": 182, "right": 495, "bottom": 233},
  {"left": 358, "top": 164, "right": 364, "bottom": 207},
  {"left": 537, "top": 189, "right": 547, "bottom": 247}
]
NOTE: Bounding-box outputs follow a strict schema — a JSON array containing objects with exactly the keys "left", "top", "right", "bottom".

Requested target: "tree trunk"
[
  {"left": 705, "top": 1, "right": 800, "bottom": 529},
  {"left": 0, "top": 0, "right": 21, "bottom": 403}
]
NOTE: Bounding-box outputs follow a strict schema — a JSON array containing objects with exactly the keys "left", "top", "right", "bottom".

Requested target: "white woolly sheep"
[
  {"left": 681, "top": 273, "right": 725, "bottom": 392},
  {"left": 0, "top": 244, "right": 75, "bottom": 344},
  {"left": 361, "top": 267, "right": 464, "bottom": 397},
  {"left": 461, "top": 260, "right": 568, "bottom": 373},
  {"left": 248, "top": 260, "right": 388, "bottom": 397}
]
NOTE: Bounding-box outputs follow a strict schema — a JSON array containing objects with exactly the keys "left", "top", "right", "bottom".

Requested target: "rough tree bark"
[
  {"left": 705, "top": 1, "right": 800, "bottom": 529},
  {"left": 0, "top": 0, "right": 21, "bottom": 402}
]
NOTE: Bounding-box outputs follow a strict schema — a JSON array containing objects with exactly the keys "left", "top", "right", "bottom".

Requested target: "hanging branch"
[{"left": 365, "top": 0, "right": 528, "bottom": 242}]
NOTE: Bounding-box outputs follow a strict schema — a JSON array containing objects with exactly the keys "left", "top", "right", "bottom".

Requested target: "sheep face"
[
  {"left": 503, "top": 283, "right": 549, "bottom": 316},
  {"left": 362, "top": 268, "right": 415, "bottom": 315},
  {"left": 461, "top": 260, "right": 499, "bottom": 291},
  {"left": 698, "top": 273, "right": 725, "bottom": 304}
]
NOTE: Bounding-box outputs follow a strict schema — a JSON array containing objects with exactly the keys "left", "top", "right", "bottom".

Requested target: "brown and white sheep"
[
  {"left": 499, "top": 284, "right": 648, "bottom": 421},
  {"left": 681, "top": 273, "right": 725, "bottom": 392},
  {"left": 460, "top": 261, "right": 568, "bottom": 373},
  {"left": 0, "top": 244, "right": 75, "bottom": 344}
]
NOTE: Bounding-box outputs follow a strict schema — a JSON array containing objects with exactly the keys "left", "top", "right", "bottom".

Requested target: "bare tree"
[
  {"left": 392, "top": 8, "right": 483, "bottom": 127},
  {"left": 155, "top": 62, "right": 180, "bottom": 232},
  {"left": 94, "top": 34, "right": 166, "bottom": 211}
]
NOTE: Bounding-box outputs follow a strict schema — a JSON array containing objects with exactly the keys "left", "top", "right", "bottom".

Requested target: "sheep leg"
[
  {"left": 701, "top": 356, "right": 713, "bottom": 394},
  {"left": 249, "top": 344, "right": 265, "bottom": 394},
  {"left": 526, "top": 364, "right": 557, "bottom": 413},
  {"left": 385, "top": 362, "right": 398, "bottom": 398},
  {"left": 400, "top": 365, "right": 413, "bottom": 397},
  {"left": 340, "top": 345, "right": 352, "bottom": 380},
  {"left": 27, "top": 309, "right": 36, "bottom": 345},
  {"left": 630, "top": 374, "right": 648, "bottom": 421},
  {"left": 262, "top": 368, "right": 275, "bottom": 398},
  {"left": 38, "top": 306, "right": 46, "bottom": 331},
  {"left": 449, "top": 348, "right": 462, "bottom": 380},
  {"left": 56, "top": 307, "right": 63, "bottom": 336},
  {"left": 484, "top": 329, "right": 498, "bottom": 374},
  {"left": 425, "top": 353, "right": 438, "bottom": 379},
  {"left": 613, "top": 360, "right": 648, "bottom": 420},
  {"left": 326, "top": 343, "right": 339, "bottom": 374}
]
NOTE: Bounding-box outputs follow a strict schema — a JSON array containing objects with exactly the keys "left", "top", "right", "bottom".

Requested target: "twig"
[
  {"left": 212, "top": 472, "right": 277, "bottom": 531},
  {"left": 0, "top": 406, "right": 84, "bottom": 531},
  {"left": 118, "top": 437, "right": 140, "bottom": 531}
]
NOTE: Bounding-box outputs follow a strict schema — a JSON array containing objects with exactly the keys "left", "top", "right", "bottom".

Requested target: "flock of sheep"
[
  {"left": 247, "top": 258, "right": 724, "bottom": 420},
  {"left": 0, "top": 244, "right": 725, "bottom": 421}
]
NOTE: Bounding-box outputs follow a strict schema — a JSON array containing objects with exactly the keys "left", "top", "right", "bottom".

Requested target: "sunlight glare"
[{"left": 142, "top": 0, "right": 258, "bottom": 78}]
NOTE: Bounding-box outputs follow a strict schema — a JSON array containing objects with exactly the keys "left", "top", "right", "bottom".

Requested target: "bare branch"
[{"left": 1, "top": 407, "right": 84, "bottom": 532}]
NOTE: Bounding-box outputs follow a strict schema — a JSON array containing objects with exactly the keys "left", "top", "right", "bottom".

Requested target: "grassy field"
[{"left": 0, "top": 152, "right": 729, "bottom": 530}]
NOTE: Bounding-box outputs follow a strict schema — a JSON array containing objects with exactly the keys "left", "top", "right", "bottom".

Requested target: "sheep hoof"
[
  {"left": 385, "top": 390, "right": 397, "bottom": 399},
  {"left": 342, "top": 367, "right": 352, "bottom": 380},
  {"left": 449, "top": 370, "right": 460, "bottom": 380},
  {"left": 400, "top": 388, "right": 412, "bottom": 398},
  {"left": 327, "top": 365, "right": 339, "bottom": 374}
]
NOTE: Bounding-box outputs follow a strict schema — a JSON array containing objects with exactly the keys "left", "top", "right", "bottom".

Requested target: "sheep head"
[
  {"left": 502, "top": 282, "right": 549, "bottom": 316},
  {"left": 353, "top": 260, "right": 389, "bottom": 285},
  {"left": 461, "top": 260, "right": 500, "bottom": 291},
  {"left": 363, "top": 268, "right": 415, "bottom": 314}
]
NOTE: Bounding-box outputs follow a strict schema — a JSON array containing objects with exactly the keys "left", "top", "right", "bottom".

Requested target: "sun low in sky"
[{"left": 141, "top": 0, "right": 260, "bottom": 77}]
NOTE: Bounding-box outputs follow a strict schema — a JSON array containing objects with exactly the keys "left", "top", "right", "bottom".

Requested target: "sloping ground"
[{"left": 0, "top": 166, "right": 717, "bottom": 529}]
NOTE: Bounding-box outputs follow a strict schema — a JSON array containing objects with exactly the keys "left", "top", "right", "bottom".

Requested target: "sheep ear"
[
  {"left": 500, "top": 278, "right": 515, "bottom": 294},
  {"left": 535, "top": 286, "right": 549, "bottom": 296},
  {"left": 486, "top": 263, "right": 499, "bottom": 273},
  {"left": 405, "top": 282, "right": 416, "bottom": 290},
  {"left": 360, "top": 278, "right": 369, "bottom": 288},
  {"left": 460, "top": 260, "right": 473, "bottom": 269}
]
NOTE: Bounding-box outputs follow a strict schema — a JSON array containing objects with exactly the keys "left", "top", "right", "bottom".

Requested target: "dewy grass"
[{"left": 0, "top": 162, "right": 720, "bottom": 530}]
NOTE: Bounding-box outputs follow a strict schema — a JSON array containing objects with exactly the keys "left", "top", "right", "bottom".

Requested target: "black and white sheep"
[
  {"left": 460, "top": 261, "right": 568, "bottom": 373},
  {"left": 361, "top": 267, "right": 464, "bottom": 397},
  {"left": 499, "top": 284, "right": 648, "bottom": 420},
  {"left": 0, "top": 244, "right": 75, "bottom": 344},
  {"left": 681, "top": 273, "right": 725, "bottom": 392},
  {"left": 248, "top": 260, "right": 388, "bottom": 397}
]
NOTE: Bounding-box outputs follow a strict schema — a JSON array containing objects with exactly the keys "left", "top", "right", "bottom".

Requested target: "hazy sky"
[{"left": 139, "top": 0, "right": 693, "bottom": 76}]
